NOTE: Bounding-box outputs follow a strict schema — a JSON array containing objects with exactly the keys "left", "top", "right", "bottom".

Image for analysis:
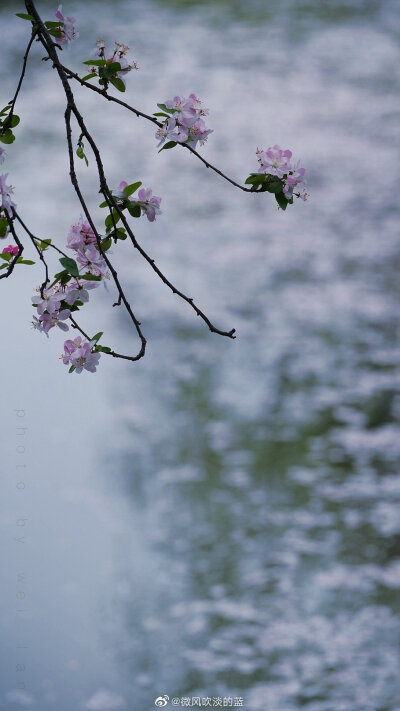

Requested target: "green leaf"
[
  {"left": 153, "top": 112, "right": 170, "bottom": 118},
  {"left": 245, "top": 174, "right": 274, "bottom": 192},
  {"left": 127, "top": 203, "right": 141, "bottom": 218},
  {"left": 116, "top": 228, "right": 127, "bottom": 240},
  {"left": 68, "top": 365, "right": 76, "bottom": 373},
  {"left": 101, "top": 236, "right": 112, "bottom": 252},
  {"left": 109, "top": 76, "right": 125, "bottom": 92},
  {"left": 16, "top": 259, "right": 35, "bottom": 265},
  {"left": 15, "top": 13, "right": 35, "bottom": 20},
  {"left": 263, "top": 177, "right": 283, "bottom": 194},
  {"left": 81, "top": 73, "right": 97, "bottom": 82},
  {"left": 99, "top": 200, "right": 109, "bottom": 208},
  {"left": 76, "top": 146, "right": 89, "bottom": 166},
  {"left": 0, "top": 252, "right": 12, "bottom": 262},
  {"left": 51, "top": 269, "right": 70, "bottom": 287},
  {"left": 83, "top": 59, "right": 107, "bottom": 66},
  {"left": 6, "top": 115, "right": 20, "bottom": 129},
  {"left": 158, "top": 141, "right": 177, "bottom": 153},
  {"left": 0, "top": 217, "right": 8, "bottom": 238},
  {"left": 157, "top": 103, "right": 175, "bottom": 115},
  {"left": 107, "top": 62, "right": 122, "bottom": 74},
  {"left": 59, "top": 256, "right": 79, "bottom": 277},
  {"left": 0, "top": 130, "right": 15, "bottom": 144},
  {"left": 105, "top": 210, "right": 120, "bottom": 232},
  {"left": 44, "top": 20, "right": 63, "bottom": 27},
  {"left": 123, "top": 181, "right": 142, "bottom": 197},
  {"left": 91, "top": 331, "right": 103, "bottom": 343},
  {"left": 275, "top": 191, "right": 289, "bottom": 210},
  {"left": 39, "top": 238, "right": 52, "bottom": 251},
  {"left": 0, "top": 263, "right": 9, "bottom": 270},
  {"left": 80, "top": 273, "right": 101, "bottom": 281},
  {"left": 245, "top": 173, "right": 264, "bottom": 185},
  {"left": 48, "top": 27, "right": 62, "bottom": 38},
  {"left": 96, "top": 345, "right": 112, "bottom": 353}
]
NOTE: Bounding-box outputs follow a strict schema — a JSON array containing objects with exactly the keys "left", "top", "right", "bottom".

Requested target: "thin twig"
[
  {"left": 2, "top": 30, "right": 37, "bottom": 133},
  {"left": 15, "top": 212, "right": 50, "bottom": 296},
  {"left": 69, "top": 315, "right": 144, "bottom": 361}
]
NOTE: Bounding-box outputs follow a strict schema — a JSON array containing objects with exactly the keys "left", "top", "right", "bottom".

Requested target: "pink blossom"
[
  {"left": 108, "top": 43, "right": 135, "bottom": 86},
  {"left": 63, "top": 279, "right": 100, "bottom": 306},
  {"left": 62, "top": 335, "right": 84, "bottom": 364},
  {"left": 2, "top": 244, "right": 19, "bottom": 256},
  {"left": 31, "top": 315, "right": 45, "bottom": 333},
  {"left": 76, "top": 246, "right": 109, "bottom": 279},
  {"left": 31, "top": 286, "right": 62, "bottom": 316},
  {"left": 32, "top": 307, "right": 70, "bottom": 337},
  {"left": 255, "top": 146, "right": 307, "bottom": 202},
  {"left": 113, "top": 181, "right": 129, "bottom": 199},
  {"left": 54, "top": 5, "right": 79, "bottom": 48},
  {"left": 165, "top": 95, "right": 198, "bottom": 127},
  {"left": 62, "top": 336, "right": 101, "bottom": 373},
  {"left": 90, "top": 40, "right": 138, "bottom": 87},
  {"left": 257, "top": 145, "right": 292, "bottom": 179},
  {"left": 67, "top": 216, "right": 97, "bottom": 251},
  {"left": 156, "top": 94, "right": 212, "bottom": 150},
  {"left": 91, "top": 39, "right": 105, "bottom": 58},
  {"left": 0, "top": 173, "right": 16, "bottom": 216},
  {"left": 136, "top": 187, "right": 162, "bottom": 222},
  {"left": 40, "top": 309, "right": 70, "bottom": 335},
  {"left": 155, "top": 118, "right": 188, "bottom": 147},
  {"left": 283, "top": 161, "right": 307, "bottom": 199},
  {"left": 186, "top": 119, "right": 213, "bottom": 149}
]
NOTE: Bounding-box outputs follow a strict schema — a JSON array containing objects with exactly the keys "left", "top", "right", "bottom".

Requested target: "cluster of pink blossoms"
[
  {"left": 31, "top": 217, "right": 110, "bottom": 373},
  {"left": 54, "top": 5, "right": 79, "bottom": 48},
  {"left": 31, "top": 277, "right": 101, "bottom": 370},
  {"left": 257, "top": 145, "right": 307, "bottom": 200},
  {"left": 31, "top": 285, "right": 71, "bottom": 335},
  {"left": 113, "top": 182, "right": 162, "bottom": 222},
  {"left": 32, "top": 276, "right": 100, "bottom": 336},
  {"left": 156, "top": 94, "right": 213, "bottom": 150},
  {"left": 62, "top": 336, "right": 100, "bottom": 374},
  {"left": 67, "top": 216, "right": 110, "bottom": 279},
  {"left": 90, "top": 39, "right": 138, "bottom": 87}
]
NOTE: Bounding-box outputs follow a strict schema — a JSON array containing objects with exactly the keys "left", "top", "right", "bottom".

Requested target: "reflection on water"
[{"left": 0, "top": 0, "right": 399, "bottom": 709}]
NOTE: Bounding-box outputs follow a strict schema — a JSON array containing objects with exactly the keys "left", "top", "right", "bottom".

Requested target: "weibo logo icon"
[{"left": 155, "top": 695, "right": 169, "bottom": 707}]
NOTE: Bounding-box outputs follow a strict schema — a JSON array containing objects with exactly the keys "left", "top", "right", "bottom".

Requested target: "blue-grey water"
[{"left": 0, "top": 1, "right": 399, "bottom": 710}]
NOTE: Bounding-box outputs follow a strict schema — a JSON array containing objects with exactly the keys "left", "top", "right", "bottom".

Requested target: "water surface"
[{"left": 0, "top": 0, "right": 399, "bottom": 709}]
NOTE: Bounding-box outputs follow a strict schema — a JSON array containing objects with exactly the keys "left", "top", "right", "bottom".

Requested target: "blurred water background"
[{"left": 0, "top": 0, "right": 399, "bottom": 709}]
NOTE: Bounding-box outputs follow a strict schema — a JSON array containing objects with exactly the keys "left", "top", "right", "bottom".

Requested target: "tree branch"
[{"left": 61, "top": 64, "right": 254, "bottom": 193}]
